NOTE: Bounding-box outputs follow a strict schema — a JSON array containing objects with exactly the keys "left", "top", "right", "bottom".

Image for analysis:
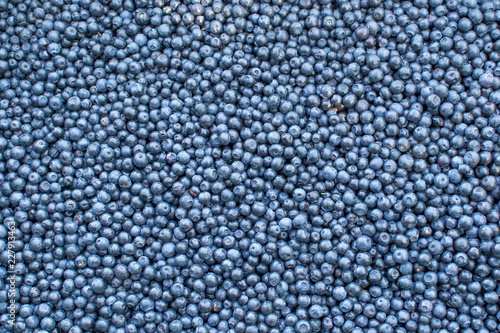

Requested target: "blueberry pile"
[{"left": 1, "top": 0, "right": 500, "bottom": 331}]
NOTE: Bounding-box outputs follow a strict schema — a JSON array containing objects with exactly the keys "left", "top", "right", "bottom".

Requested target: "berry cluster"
[{"left": 1, "top": 0, "right": 500, "bottom": 332}]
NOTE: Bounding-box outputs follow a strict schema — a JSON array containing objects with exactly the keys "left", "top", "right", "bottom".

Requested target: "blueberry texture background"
[{"left": 1, "top": 0, "right": 500, "bottom": 332}]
